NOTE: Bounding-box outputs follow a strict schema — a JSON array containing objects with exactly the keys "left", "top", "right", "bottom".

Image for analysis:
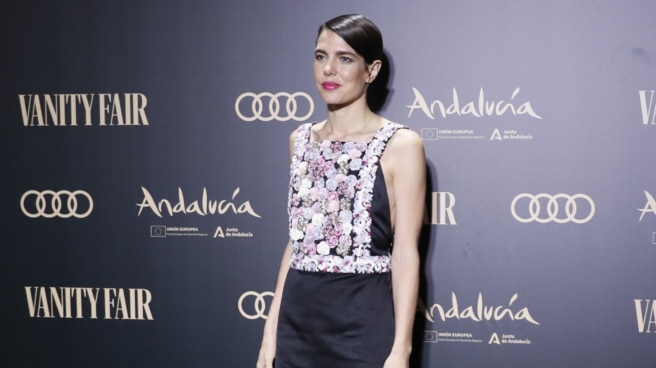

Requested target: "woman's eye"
[
  {"left": 340, "top": 56, "right": 352, "bottom": 63},
  {"left": 315, "top": 54, "right": 325, "bottom": 61}
]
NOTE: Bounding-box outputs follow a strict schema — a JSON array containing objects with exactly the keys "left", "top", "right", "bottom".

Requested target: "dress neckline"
[{"left": 309, "top": 119, "right": 389, "bottom": 145}]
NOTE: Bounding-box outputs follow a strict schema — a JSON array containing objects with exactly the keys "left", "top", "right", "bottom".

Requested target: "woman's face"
[{"left": 313, "top": 29, "right": 373, "bottom": 108}]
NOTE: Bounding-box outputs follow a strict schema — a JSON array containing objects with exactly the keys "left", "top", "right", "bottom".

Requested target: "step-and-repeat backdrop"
[{"left": 2, "top": 0, "right": 655, "bottom": 367}]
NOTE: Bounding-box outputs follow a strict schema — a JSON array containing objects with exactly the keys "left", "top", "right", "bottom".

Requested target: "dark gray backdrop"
[{"left": 2, "top": 0, "right": 655, "bottom": 367}]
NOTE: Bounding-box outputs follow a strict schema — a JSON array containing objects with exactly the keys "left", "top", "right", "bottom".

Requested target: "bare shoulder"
[
  {"left": 387, "top": 127, "right": 425, "bottom": 155},
  {"left": 382, "top": 126, "right": 426, "bottom": 183}
]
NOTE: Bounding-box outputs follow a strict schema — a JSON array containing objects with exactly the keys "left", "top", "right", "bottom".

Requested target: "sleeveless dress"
[{"left": 275, "top": 121, "right": 407, "bottom": 368}]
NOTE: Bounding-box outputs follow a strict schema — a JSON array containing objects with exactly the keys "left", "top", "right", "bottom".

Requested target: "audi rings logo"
[
  {"left": 511, "top": 193, "right": 595, "bottom": 224},
  {"left": 20, "top": 190, "right": 94, "bottom": 219},
  {"left": 235, "top": 92, "right": 314, "bottom": 122},
  {"left": 238, "top": 291, "right": 274, "bottom": 320}
]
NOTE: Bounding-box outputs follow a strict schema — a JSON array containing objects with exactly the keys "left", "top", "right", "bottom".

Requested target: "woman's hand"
[
  {"left": 383, "top": 350, "right": 410, "bottom": 368},
  {"left": 256, "top": 335, "right": 276, "bottom": 368}
]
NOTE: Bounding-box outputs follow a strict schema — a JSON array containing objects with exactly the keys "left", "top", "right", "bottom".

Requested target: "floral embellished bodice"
[{"left": 288, "top": 121, "right": 406, "bottom": 274}]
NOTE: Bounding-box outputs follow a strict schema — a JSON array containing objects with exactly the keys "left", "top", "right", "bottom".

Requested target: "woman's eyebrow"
[{"left": 314, "top": 48, "right": 356, "bottom": 57}]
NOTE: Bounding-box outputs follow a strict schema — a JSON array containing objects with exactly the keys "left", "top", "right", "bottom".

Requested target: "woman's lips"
[{"left": 321, "top": 82, "right": 341, "bottom": 91}]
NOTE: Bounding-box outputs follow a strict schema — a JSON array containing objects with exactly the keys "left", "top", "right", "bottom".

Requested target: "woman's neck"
[{"left": 323, "top": 99, "right": 378, "bottom": 139}]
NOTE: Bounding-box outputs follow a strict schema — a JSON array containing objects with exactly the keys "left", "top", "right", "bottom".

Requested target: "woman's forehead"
[{"left": 315, "top": 30, "right": 356, "bottom": 54}]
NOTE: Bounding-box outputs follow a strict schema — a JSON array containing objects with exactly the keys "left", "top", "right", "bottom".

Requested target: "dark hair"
[{"left": 317, "top": 14, "right": 383, "bottom": 65}]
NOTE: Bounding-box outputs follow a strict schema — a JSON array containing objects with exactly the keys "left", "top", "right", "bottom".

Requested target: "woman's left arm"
[{"left": 384, "top": 129, "right": 426, "bottom": 367}]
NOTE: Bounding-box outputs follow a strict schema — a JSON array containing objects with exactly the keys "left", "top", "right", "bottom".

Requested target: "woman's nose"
[{"left": 323, "top": 59, "right": 336, "bottom": 75}]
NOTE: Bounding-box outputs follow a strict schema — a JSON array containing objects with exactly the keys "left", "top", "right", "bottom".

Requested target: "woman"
[{"left": 257, "top": 14, "right": 426, "bottom": 368}]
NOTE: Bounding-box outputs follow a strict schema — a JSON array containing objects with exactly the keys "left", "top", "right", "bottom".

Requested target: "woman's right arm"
[
  {"left": 256, "top": 241, "right": 292, "bottom": 368},
  {"left": 256, "top": 129, "right": 299, "bottom": 368}
]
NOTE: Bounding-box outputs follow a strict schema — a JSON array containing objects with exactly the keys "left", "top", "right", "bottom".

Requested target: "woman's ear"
[{"left": 366, "top": 60, "right": 382, "bottom": 84}]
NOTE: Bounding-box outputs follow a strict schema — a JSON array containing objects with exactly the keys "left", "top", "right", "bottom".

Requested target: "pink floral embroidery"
[{"left": 288, "top": 121, "right": 404, "bottom": 274}]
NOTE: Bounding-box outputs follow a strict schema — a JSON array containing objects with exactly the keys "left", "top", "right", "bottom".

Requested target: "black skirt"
[{"left": 275, "top": 268, "right": 395, "bottom": 368}]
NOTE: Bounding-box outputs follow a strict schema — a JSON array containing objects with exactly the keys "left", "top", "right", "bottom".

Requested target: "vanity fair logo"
[
  {"left": 136, "top": 187, "right": 261, "bottom": 218},
  {"left": 418, "top": 293, "right": 539, "bottom": 325},
  {"left": 19, "top": 93, "right": 149, "bottom": 126},
  {"left": 25, "top": 286, "right": 153, "bottom": 320},
  {"left": 20, "top": 190, "right": 93, "bottom": 219},
  {"left": 634, "top": 299, "right": 656, "bottom": 333},
  {"left": 235, "top": 92, "right": 314, "bottom": 122},
  {"left": 511, "top": 193, "right": 595, "bottom": 224},
  {"left": 638, "top": 191, "right": 656, "bottom": 222},
  {"left": 238, "top": 291, "right": 274, "bottom": 320},
  {"left": 407, "top": 87, "right": 542, "bottom": 120},
  {"left": 638, "top": 90, "right": 656, "bottom": 125},
  {"left": 425, "top": 192, "right": 457, "bottom": 225}
]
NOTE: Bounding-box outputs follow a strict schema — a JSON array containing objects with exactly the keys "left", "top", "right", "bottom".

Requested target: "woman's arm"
[
  {"left": 383, "top": 129, "right": 426, "bottom": 367},
  {"left": 256, "top": 241, "right": 292, "bottom": 368},
  {"left": 256, "top": 129, "right": 299, "bottom": 368}
]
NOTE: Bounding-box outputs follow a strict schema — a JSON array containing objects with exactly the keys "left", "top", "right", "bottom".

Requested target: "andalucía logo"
[
  {"left": 407, "top": 87, "right": 542, "bottom": 120},
  {"left": 418, "top": 293, "right": 539, "bottom": 325},
  {"left": 136, "top": 187, "right": 261, "bottom": 218}
]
